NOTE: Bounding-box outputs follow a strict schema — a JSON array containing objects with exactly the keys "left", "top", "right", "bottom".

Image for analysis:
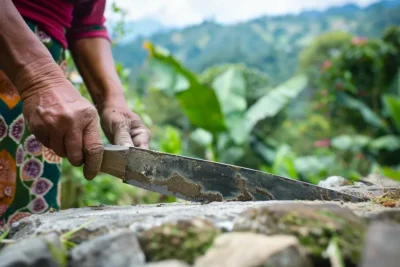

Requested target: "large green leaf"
[
  {"left": 144, "top": 41, "right": 226, "bottom": 132},
  {"left": 212, "top": 68, "right": 247, "bottom": 115},
  {"left": 337, "top": 93, "right": 387, "bottom": 130},
  {"left": 224, "top": 112, "right": 247, "bottom": 145},
  {"left": 190, "top": 128, "right": 213, "bottom": 146},
  {"left": 148, "top": 60, "right": 189, "bottom": 94},
  {"left": 211, "top": 68, "right": 247, "bottom": 144},
  {"left": 383, "top": 94, "right": 400, "bottom": 132},
  {"left": 244, "top": 74, "right": 308, "bottom": 134}
]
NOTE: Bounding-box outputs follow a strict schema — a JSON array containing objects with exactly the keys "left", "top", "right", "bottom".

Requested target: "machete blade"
[{"left": 100, "top": 145, "right": 365, "bottom": 203}]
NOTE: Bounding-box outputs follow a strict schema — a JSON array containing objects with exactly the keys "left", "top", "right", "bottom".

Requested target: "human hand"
[
  {"left": 19, "top": 61, "right": 104, "bottom": 180},
  {"left": 99, "top": 102, "right": 151, "bottom": 148}
]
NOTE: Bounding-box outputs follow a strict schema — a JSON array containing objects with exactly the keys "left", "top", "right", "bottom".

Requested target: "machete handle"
[{"left": 100, "top": 144, "right": 129, "bottom": 179}]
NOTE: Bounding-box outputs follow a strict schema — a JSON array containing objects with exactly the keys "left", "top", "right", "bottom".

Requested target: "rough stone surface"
[
  {"left": 146, "top": 260, "right": 190, "bottom": 267},
  {"left": 4, "top": 200, "right": 400, "bottom": 267},
  {"left": 335, "top": 184, "right": 399, "bottom": 200},
  {"left": 138, "top": 218, "right": 219, "bottom": 264},
  {"left": 69, "top": 229, "right": 145, "bottom": 267},
  {"left": 360, "top": 173, "right": 400, "bottom": 187},
  {"left": 372, "top": 209, "right": 400, "bottom": 224},
  {"left": 359, "top": 222, "right": 400, "bottom": 267},
  {"left": 8, "top": 201, "right": 395, "bottom": 241},
  {"left": 232, "top": 203, "right": 367, "bottom": 265},
  {"left": 0, "top": 232, "right": 65, "bottom": 267},
  {"left": 194, "top": 233, "right": 312, "bottom": 267}
]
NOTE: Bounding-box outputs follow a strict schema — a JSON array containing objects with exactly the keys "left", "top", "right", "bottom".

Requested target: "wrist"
[
  {"left": 96, "top": 92, "right": 128, "bottom": 113},
  {"left": 15, "top": 57, "right": 68, "bottom": 101},
  {"left": 92, "top": 80, "right": 128, "bottom": 112}
]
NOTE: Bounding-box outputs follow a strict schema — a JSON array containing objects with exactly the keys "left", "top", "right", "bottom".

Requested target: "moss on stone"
[
  {"left": 233, "top": 203, "right": 368, "bottom": 266},
  {"left": 138, "top": 218, "right": 220, "bottom": 264}
]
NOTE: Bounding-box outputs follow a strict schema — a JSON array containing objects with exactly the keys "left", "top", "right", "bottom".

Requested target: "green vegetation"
[
  {"left": 113, "top": 1, "right": 400, "bottom": 86},
  {"left": 60, "top": 1, "right": 400, "bottom": 209},
  {"left": 138, "top": 219, "right": 219, "bottom": 264}
]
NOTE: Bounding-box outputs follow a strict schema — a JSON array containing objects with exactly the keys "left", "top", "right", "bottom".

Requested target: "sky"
[{"left": 105, "top": 0, "right": 380, "bottom": 27}]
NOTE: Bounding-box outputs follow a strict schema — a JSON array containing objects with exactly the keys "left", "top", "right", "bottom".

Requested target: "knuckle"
[
  {"left": 84, "top": 143, "right": 104, "bottom": 157},
  {"left": 82, "top": 106, "right": 98, "bottom": 118}
]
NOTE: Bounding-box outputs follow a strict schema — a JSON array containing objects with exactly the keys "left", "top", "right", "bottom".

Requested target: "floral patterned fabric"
[{"left": 0, "top": 19, "right": 64, "bottom": 230}]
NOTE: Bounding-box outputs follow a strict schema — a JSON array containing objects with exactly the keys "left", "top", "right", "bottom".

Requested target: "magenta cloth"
[{"left": 13, "top": 0, "right": 111, "bottom": 49}]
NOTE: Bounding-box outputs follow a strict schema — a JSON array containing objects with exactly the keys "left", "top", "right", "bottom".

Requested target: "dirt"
[{"left": 371, "top": 189, "right": 400, "bottom": 208}]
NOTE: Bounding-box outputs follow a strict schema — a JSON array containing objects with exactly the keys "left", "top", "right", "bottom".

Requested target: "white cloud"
[{"left": 105, "top": 0, "right": 379, "bottom": 27}]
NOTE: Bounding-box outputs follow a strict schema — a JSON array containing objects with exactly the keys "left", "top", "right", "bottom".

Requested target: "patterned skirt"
[{"left": 0, "top": 19, "right": 65, "bottom": 229}]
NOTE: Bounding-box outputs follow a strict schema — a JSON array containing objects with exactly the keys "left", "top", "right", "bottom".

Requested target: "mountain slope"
[{"left": 112, "top": 0, "right": 400, "bottom": 85}]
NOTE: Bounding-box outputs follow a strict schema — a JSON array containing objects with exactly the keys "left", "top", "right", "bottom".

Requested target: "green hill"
[{"left": 112, "top": 0, "right": 400, "bottom": 85}]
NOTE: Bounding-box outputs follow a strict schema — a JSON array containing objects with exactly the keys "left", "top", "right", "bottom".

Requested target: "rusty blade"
[{"left": 100, "top": 145, "right": 365, "bottom": 203}]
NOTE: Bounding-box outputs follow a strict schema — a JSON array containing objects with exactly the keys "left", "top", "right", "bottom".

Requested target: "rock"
[
  {"left": 360, "top": 173, "right": 400, "bottom": 187},
  {"left": 373, "top": 209, "right": 400, "bottom": 224},
  {"left": 8, "top": 201, "right": 389, "bottom": 242},
  {"left": 318, "top": 176, "right": 351, "bottom": 188},
  {"left": 194, "top": 233, "right": 312, "bottom": 267},
  {"left": 67, "top": 226, "right": 109, "bottom": 245},
  {"left": 233, "top": 203, "right": 367, "bottom": 266},
  {"left": 371, "top": 188, "right": 400, "bottom": 208},
  {"left": 0, "top": 232, "right": 66, "bottom": 267},
  {"left": 359, "top": 222, "right": 400, "bottom": 267},
  {"left": 69, "top": 229, "right": 145, "bottom": 267},
  {"left": 146, "top": 260, "right": 190, "bottom": 267},
  {"left": 8, "top": 202, "right": 272, "bottom": 240},
  {"left": 138, "top": 218, "right": 219, "bottom": 264}
]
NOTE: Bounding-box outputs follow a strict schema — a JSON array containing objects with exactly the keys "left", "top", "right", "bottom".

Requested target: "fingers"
[
  {"left": 64, "top": 128, "right": 84, "bottom": 167},
  {"left": 83, "top": 119, "right": 104, "bottom": 180},
  {"left": 114, "top": 123, "right": 134, "bottom": 147},
  {"left": 131, "top": 127, "right": 150, "bottom": 149},
  {"left": 130, "top": 119, "right": 151, "bottom": 149}
]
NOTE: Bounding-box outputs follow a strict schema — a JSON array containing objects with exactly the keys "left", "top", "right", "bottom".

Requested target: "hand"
[
  {"left": 20, "top": 65, "right": 104, "bottom": 180},
  {"left": 99, "top": 103, "right": 151, "bottom": 148}
]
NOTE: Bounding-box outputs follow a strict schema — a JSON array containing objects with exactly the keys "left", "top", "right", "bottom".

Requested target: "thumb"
[{"left": 114, "top": 124, "right": 134, "bottom": 147}]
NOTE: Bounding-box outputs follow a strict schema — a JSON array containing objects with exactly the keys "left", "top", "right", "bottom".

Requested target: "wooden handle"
[{"left": 100, "top": 145, "right": 130, "bottom": 178}]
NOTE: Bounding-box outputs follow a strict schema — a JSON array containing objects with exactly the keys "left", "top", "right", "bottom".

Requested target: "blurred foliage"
[
  {"left": 60, "top": 0, "right": 400, "bottom": 209},
  {"left": 113, "top": 1, "right": 400, "bottom": 86}
]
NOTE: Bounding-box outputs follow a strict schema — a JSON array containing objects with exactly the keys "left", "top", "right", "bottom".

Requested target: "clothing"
[
  {"left": 13, "top": 0, "right": 110, "bottom": 49},
  {"left": 1, "top": 1, "right": 111, "bottom": 230},
  {"left": 0, "top": 20, "right": 64, "bottom": 230}
]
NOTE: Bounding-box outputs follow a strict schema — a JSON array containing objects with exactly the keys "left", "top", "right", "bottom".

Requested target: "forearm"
[
  {"left": 69, "top": 38, "right": 126, "bottom": 110},
  {"left": 0, "top": 0, "right": 62, "bottom": 97}
]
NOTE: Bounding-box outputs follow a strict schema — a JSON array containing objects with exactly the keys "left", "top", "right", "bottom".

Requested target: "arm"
[
  {"left": 0, "top": 0, "right": 104, "bottom": 180},
  {"left": 0, "top": 0, "right": 57, "bottom": 92},
  {"left": 69, "top": 38, "right": 150, "bottom": 148},
  {"left": 67, "top": 1, "right": 150, "bottom": 148}
]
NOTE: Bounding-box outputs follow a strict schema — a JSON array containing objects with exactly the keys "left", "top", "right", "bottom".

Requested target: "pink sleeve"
[{"left": 66, "top": 0, "right": 111, "bottom": 44}]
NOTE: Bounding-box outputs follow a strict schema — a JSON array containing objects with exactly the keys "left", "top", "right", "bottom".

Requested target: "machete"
[{"left": 100, "top": 145, "right": 365, "bottom": 203}]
